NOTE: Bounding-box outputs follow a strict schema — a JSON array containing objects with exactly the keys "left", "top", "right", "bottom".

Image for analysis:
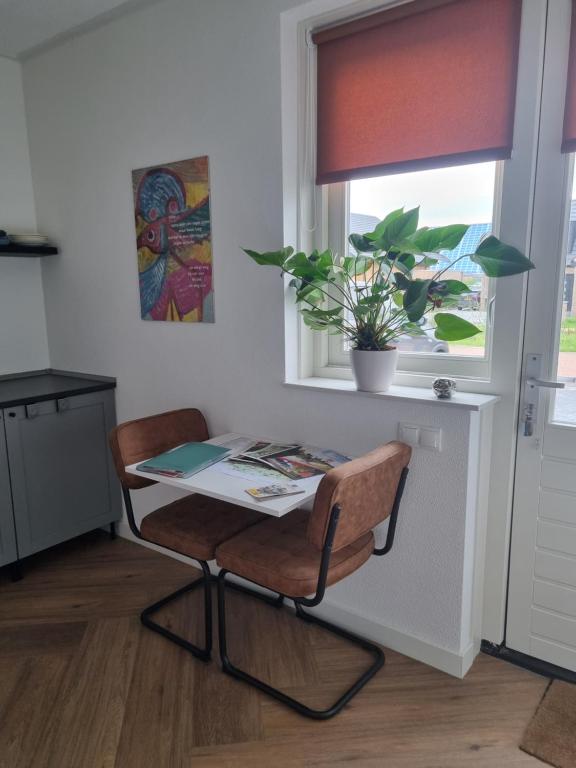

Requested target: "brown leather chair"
[
  {"left": 109, "top": 408, "right": 264, "bottom": 661},
  {"left": 215, "top": 441, "right": 411, "bottom": 719}
]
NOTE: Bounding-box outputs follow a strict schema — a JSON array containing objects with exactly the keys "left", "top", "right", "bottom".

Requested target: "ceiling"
[{"left": 0, "top": 0, "right": 152, "bottom": 59}]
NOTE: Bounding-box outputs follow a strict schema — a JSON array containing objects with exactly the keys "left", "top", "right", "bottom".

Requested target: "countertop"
[{"left": 0, "top": 369, "right": 116, "bottom": 408}]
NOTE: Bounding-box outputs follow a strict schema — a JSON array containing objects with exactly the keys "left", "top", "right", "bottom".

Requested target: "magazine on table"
[
  {"left": 245, "top": 483, "right": 305, "bottom": 501},
  {"left": 222, "top": 440, "right": 350, "bottom": 481}
]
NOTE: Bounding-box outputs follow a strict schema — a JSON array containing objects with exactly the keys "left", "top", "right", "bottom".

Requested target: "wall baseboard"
[
  {"left": 310, "top": 599, "right": 478, "bottom": 679},
  {"left": 117, "top": 521, "right": 478, "bottom": 678}
]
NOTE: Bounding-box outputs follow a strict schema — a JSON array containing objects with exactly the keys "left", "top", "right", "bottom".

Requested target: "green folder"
[{"left": 137, "top": 442, "right": 231, "bottom": 478}]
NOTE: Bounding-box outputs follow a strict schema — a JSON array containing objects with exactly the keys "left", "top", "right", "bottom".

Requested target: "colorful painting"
[{"left": 132, "top": 156, "right": 214, "bottom": 322}]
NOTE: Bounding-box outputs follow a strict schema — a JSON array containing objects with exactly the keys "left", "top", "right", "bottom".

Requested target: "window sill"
[{"left": 284, "top": 377, "right": 500, "bottom": 411}]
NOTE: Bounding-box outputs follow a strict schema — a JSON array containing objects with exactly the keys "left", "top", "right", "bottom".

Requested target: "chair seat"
[
  {"left": 215, "top": 509, "right": 374, "bottom": 598},
  {"left": 140, "top": 494, "right": 264, "bottom": 561}
]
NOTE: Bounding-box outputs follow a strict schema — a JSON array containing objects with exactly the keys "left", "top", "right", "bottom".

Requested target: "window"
[
  {"left": 329, "top": 161, "right": 498, "bottom": 364},
  {"left": 305, "top": 0, "right": 520, "bottom": 382},
  {"left": 283, "top": 0, "right": 537, "bottom": 389},
  {"left": 315, "top": 160, "right": 501, "bottom": 378}
]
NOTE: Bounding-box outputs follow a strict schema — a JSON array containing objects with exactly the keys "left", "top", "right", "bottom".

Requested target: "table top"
[{"left": 125, "top": 433, "right": 323, "bottom": 517}]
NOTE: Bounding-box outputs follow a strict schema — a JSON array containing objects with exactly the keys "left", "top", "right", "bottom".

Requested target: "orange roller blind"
[
  {"left": 314, "top": 0, "right": 522, "bottom": 184},
  {"left": 563, "top": 1, "right": 576, "bottom": 153}
]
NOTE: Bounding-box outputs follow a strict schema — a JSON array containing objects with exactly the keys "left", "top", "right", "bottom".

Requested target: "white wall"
[
  {"left": 0, "top": 57, "right": 49, "bottom": 374},
  {"left": 22, "top": 0, "right": 486, "bottom": 670}
]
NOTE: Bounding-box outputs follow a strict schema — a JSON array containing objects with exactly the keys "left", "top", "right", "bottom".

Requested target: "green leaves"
[
  {"left": 403, "top": 279, "right": 431, "bottom": 322},
  {"left": 433, "top": 313, "right": 481, "bottom": 341},
  {"left": 393, "top": 253, "right": 416, "bottom": 273},
  {"left": 429, "top": 279, "right": 471, "bottom": 298},
  {"left": 384, "top": 206, "right": 420, "bottom": 246},
  {"left": 285, "top": 249, "right": 332, "bottom": 278},
  {"left": 471, "top": 236, "right": 535, "bottom": 277},
  {"left": 242, "top": 205, "right": 535, "bottom": 352},
  {"left": 243, "top": 247, "right": 293, "bottom": 267},
  {"left": 351, "top": 256, "right": 372, "bottom": 276},
  {"left": 393, "top": 272, "right": 411, "bottom": 290},
  {"left": 349, "top": 233, "right": 381, "bottom": 253},
  {"left": 417, "top": 255, "right": 439, "bottom": 269},
  {"left": 402, "top": 321, "right": 427, "bottom": 336},
  {"left": 291, "top": 279, "right": 324, "bottom": 306},
  {"left": 300, "top": 306, "right": 344, "bottom": 332},
  {"left": 365, "top": 207, "right": 405, "bottom": 242},
  {"left": 412, "top": 224, "right": 468, "bottom": 252},
  {"left": 363, "top": 207, "right": 420, "bottom": 251}
]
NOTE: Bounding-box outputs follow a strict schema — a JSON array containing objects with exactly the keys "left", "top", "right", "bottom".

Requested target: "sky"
[{"left": 350, "top": 161, "right": 497, "bottom": 228}]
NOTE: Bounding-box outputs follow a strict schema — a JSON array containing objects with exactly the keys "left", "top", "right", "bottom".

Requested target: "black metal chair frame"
[
  {"left": 122, "top": 487, "right": 283, "bottom": 663},
  {"left": 122, "top": 487, "right": 215, "bottom": 661},
  {"left": 217, "top": 467, "right": 409, "bottom": 720}
]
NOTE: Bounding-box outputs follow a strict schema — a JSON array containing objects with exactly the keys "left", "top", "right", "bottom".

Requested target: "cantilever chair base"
[
  {"left": 215, "top": 464, "right": 410, "bottom": 719},
  {"left": 141, "top": 570, "right": 213, "bottom": 662},
  {"left": 141, "top": 568, "right": 287, "bottom": 664},
  {"left": 109, "top": 408, "right": 269, "bottom": 666},
  {"left": 217, "top": 568, "right": 385, "bottom": 720}
]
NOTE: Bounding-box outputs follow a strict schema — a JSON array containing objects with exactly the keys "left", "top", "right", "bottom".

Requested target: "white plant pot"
[{"left": 350, "top": 348, "right": 399, "bottom": 393}]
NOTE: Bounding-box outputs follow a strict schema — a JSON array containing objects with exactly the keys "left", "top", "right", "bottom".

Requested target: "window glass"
[
  {"left": 553, "top": 164, "right": 576, "bottom": 423},
  {"left": 348, "top": 162, "right": 497, "bottom": 357}
]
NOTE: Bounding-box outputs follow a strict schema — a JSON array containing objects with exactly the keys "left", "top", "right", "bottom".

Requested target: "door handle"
[
  {"left": 521, "top": 354, "right": 566, "bottom": 438},
  {"left": 527, "top": 378, "right": 565, "bottom": 389}
]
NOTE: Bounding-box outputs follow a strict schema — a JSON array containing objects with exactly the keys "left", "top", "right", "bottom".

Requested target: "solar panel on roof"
[
  {"left": 440, "top": 223, "right": 491, "bottom": 275},
  {"left": 349, "top": 213, "right": 380, "bottom": 237}
]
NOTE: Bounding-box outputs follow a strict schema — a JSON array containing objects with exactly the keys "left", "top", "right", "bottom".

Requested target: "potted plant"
[{"left": 244, "top": 207, "right": 534, "bottom": 392}]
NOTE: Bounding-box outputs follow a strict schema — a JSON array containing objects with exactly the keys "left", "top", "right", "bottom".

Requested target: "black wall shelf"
[{"left": 0, "top": 244, "right": 58, "bottom": 257}]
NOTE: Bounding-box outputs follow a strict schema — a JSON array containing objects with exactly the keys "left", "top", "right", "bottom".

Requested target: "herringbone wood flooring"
[{"left": 0, "top": 532, "right": 547, "bottom": 768}]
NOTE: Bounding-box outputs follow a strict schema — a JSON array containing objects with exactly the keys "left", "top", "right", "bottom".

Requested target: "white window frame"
[{"left": 315, "top": 171, "right": 503, "bottom": 381}]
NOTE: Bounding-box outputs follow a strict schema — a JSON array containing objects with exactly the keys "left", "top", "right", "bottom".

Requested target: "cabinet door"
[
  {"left": 0, "top": 412, "right": 18, "bottom": 566},
  {"left": 4, "top": 390, "right": 121, "bottom": 558}
]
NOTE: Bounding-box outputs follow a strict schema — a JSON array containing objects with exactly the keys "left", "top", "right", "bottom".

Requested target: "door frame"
[
  {"left": 475, "top": 0, "right": 549, "bottom": 642},
  {"left": 505, "top": 0, "right": 576, "bottom": 660}
]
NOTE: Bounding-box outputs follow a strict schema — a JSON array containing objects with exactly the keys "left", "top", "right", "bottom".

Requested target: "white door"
[{"left": 507, "top": 0, "right": 576, "bottom": 672}]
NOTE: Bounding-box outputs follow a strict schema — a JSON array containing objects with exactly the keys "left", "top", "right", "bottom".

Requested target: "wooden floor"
[{"left": 0, "top": 532, "right": 548, "bottom": 768}]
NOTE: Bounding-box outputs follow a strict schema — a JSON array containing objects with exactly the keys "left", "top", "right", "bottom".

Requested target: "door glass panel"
[{"left": 553, "top": 162, "right": 576, "bottom": 423}]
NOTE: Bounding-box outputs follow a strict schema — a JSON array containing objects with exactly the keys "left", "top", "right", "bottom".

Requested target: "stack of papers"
[{"left": 216, "top": 440, "right": 350, "bottom": 482}]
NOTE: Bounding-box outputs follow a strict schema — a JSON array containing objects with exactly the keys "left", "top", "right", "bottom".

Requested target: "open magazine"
[{"left": 224, "top": 440, "right": 350, "bottom": 481}]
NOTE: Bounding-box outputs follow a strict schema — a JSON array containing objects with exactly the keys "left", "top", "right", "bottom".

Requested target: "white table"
[{"left": 125, "top": 433, "right": 323, "bottom": 517}]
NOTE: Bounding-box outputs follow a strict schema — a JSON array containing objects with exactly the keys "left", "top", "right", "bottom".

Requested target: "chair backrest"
[
  {"left": 307, "top": 441, "right": 412, "bottom": 552},
  {"left": 109, "top": 408, "right": 209, "bottom": 490}
]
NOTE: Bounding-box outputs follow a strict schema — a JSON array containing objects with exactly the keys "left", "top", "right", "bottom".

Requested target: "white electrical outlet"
[
  {"left": 420, "top": 427, "right": 442, "bottom": 451},
  {"left": 398, "top": 423, "right": 420, "bottom": 446},
  {"left": 398, "top": 423, "right": 442, "bottom": 451}
]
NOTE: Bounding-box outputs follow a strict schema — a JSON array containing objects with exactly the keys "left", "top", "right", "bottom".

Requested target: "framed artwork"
[{"left": 132, "top": 155, "right": 214, "bottom": 322}]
